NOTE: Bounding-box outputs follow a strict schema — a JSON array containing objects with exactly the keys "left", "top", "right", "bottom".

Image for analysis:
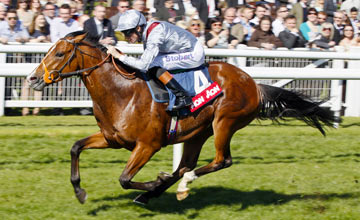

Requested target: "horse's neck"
[{"left": 81, "top": 57, "right": 142, "bottom": 108}]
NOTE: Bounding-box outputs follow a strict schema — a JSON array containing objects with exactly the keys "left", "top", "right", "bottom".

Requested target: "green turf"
[{"left": 0, "top": 116, "right": 359, "bottom": 220}]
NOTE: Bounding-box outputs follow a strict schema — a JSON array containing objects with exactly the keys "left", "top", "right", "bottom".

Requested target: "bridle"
[{"left": 42, "top": 37, "right": 136, "bottom": 84}]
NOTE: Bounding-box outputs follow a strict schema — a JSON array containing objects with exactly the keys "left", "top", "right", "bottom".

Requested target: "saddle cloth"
[{"left": 142, "top": 65, "right": 222, "bottom": 112}]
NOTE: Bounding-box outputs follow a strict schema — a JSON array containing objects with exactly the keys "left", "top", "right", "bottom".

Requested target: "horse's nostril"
[{"left": 30, "top": 77, "right": 38, "bottom": 81}]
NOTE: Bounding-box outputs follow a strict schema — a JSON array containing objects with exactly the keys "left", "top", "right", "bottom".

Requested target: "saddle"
[{"left": 143, "top": 65, "right": 222, "bottom": 115}]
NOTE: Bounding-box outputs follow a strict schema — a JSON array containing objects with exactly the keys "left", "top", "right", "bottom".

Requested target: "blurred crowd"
[
  {"left": 0, "top": 0, "right": 359, "bottom": 51},
  {"left": 1, "top": 0, "right": 357, "bottom": 116}
]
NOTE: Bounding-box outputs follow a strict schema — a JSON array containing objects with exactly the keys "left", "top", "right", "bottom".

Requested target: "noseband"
[{"left": 42, "top": 38, "right": 110, "bottom": 84}]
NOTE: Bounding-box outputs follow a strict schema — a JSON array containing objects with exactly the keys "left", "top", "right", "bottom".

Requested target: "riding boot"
[{"left": 156, "top": 69, "right": 192, "bottom": 110}]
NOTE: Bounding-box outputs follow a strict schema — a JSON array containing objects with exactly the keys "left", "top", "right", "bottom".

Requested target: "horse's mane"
[
  {"left": 65, "top": 31, "right": 107, "bottom": 53},
  {"left": 65, "top": 31, "right": 141, "bottom": 78}
]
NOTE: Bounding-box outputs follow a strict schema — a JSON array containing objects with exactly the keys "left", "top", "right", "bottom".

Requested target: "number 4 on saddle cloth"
[{"left": 143, "top": 65, "right": 223, "bottom": 115}]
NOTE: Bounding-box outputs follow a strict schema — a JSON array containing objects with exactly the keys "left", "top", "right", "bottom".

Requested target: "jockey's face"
[
  {"left": 125, "top": 26, "right": 142, "bottom": 44},
  {"left": 127, "top": 32, "right": 139, "bottom": 43}
]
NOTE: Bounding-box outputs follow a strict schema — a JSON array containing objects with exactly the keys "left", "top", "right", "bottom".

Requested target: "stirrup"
[{"left": 172, "top": 96, "right": 192, "bottom": 110}]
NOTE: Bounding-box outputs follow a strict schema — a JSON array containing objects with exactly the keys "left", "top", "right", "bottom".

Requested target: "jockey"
[{"left": 106, "top": 9, "right": 205, "bottom": 110}]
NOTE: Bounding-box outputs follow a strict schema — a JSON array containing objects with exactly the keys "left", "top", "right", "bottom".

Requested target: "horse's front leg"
[
  {"left": 70, "top": 131, "right": 109, "bottom": 204},
  {"left": 119, "top": 142, "right": 161, "bottom": 191}
]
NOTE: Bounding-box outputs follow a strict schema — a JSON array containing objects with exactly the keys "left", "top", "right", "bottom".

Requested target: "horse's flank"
[{"left": 80, "top": 44, "right": 260, "bottom": 149}]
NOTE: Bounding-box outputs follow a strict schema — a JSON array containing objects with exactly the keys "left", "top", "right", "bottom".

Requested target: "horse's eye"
[{"left": 55, "top": 52, "right": 64, "bottom": 57}]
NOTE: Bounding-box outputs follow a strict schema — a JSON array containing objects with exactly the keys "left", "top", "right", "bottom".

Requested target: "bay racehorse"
[{"left": 27, "top": 31, "right": 338, "bottom": 204}]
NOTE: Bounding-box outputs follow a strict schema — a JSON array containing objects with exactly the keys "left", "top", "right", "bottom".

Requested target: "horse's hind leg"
[
  {"left": 70, "top": 132, "right": 109, "bottom": 204},
  {"left": 176, "top": 118, "right": 237, "bottom": 200},
  {"left": 133, "top": 129, "right": 212, "bottom": 204}
]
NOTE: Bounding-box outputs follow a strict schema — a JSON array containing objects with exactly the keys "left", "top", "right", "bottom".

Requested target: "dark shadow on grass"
[
  {"left": 0, "top": 158, "right": 56, "bottom": 165},
  {"left": 0, "top": 123, "right": 96, "bottom": 127},
  {"left": 88, "top": 187, "right": 359, "bottom": 216},
  {"left": 198, "top": 153, "right": 360, "bottom": 165},
  {"left": 340, "top": 122, "right": 360, "bottom": 128}
]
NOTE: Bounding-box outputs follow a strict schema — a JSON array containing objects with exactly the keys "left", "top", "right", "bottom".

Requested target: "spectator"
[
  {"left": 110, "top": 0, "right": 129, "bottom": 29},
  {"left": 226, "top": 0, "right": 244, "bottom": 8},
  {"left": 0, "top": 9, "right": 30, "bottom": 44},
  {"left": 239, "top": 6, "right": 255, "bottom": 43},
  {"left": 16, "top": 0, "right": 33, "bottom": 28},
  {"left": 111, "top": 0, "right": 120, "bottom": 7},
  {"left": 207, "top": 0, "right": 220, "bottom": 20},
  {"left": 20, "top": 85, "right": 42, "bottom": 115},
  {"left": 186, "top": 18, "right": 205, "bottom": 46},
  {"left": 349, "top": 7, "right": 360, "bottom": 34},
  {"left": 290, "top": 0, "right": 309, "bottom": 29},
  {"left": 248, "top": 15, "right": 283, "bottom": 49},
  {"left": 339, "top": 24, "right": 359, "bottom": 51},
  {"left": 43, "top": 2, "right": 56, "bottom": 26},
  {"left": 278, "top": 15, "right": 307, "bottom": 49},
  {"left": 312, "top": 0, "right": 325, "bottom": 12},
  {"left": 262, "top": 2, "right": 273, "bottom": 16},
  {"left": 0, "top": 4, "right": 6, "bottom": 22},
  {"left": 0, "top": 0, "right": 11, "bottom": 10},
  {"left": 154, "top": 0, "right": 183, "bottom": 24},
  {"left": 342, "top": 13, "right": 352, "bottom": 26},
  {"left": 28, "top": 13, "right": 50, "bottom": 42},
  {"left": 322, "top": 0, "right": 336, "bottom": 23},
  {"left": 318, "top": 11, "right": 341, "bottom": 44},
  {"left": 132, "top": 0, "right": 145, "bottom": 12},
  {"left": 333, "top": 11, "right": 345, "bottom": 35},
  {"left": 272, "top": 4, "right": 289, "bottom": 37},
  {"left": 233, "top": 5, "right": 243, "bottom": 23},
  {"left": 77, "top": 14, "right": 89, "bottom": 30},
  {"left": 317, "top": 11, "right": 327, "bottom": 25},
  {"left": 30, "top": 0, "right": 41, "bottom": 15},
  {"left": 83, "top": 5, "right": 117, "bottom": 45},
  {"left": 340, "top": 0, "right": 360, "bottom": 16},
  {"left": 74, "top": 0, "right": 84, "bottom": 16},
  {"left": 50, "top": 4, "right": 79, "bottom": 42},
  {"left": 205, "top": 17, "right": 238, "bottom": 49},
  {"left": 182, "top": 0, "right": 197, "bottom": 21},
  {"left": 300, "top": 8, "right": 320, "bottom": 41},
  {"left": 69, "top": 1, "right": 80, "bottom": 20},
  {"left": 310, "top": 22, "right": 336, "bottom": 49},
  {"left": 250, "top": 4, "right": 267, "bottom": 27},
  {"left": 189, "top": 0, "right": 208, "bottom": 25},
  {"left": 223, "top": 7, "right": 244, "bottom": 43}
]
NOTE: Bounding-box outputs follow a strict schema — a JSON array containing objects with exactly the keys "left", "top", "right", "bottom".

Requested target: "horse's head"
[{"left": 27, "top": 31, "right": 99, "bottom": 90}]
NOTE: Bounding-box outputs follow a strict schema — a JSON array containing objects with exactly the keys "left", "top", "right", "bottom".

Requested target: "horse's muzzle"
[{"left": 27, "top": 74, "right": 46, "bottom": 91}]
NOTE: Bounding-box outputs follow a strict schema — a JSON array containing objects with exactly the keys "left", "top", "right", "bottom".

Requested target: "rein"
[
  {"left": 111, "top": 51, "right": 137, "bottom": 80},
  {"left": 43, "top": 38, "right": 136, "bottom": 83}
]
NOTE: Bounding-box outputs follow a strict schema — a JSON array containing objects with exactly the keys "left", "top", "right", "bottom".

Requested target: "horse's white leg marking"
[{"left": 177, "top": 170, "right": 198, "bottom": 192}]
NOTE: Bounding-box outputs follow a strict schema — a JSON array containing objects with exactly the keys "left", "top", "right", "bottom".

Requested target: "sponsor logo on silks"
[
  {"left": 165, "top": 53, "right": 194, "bottom": 62},
  {"left": 190, "top": 82, "right": 222, "bottom": 112}
]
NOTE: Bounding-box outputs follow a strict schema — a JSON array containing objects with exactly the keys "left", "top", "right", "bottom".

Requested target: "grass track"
[{"left": 0, "top": 116, "right": 360, "bottom": 220}]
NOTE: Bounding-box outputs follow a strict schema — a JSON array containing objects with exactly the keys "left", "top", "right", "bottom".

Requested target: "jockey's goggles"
[{"left": 122, "top": 28, "right": 137, "bottom": 38}]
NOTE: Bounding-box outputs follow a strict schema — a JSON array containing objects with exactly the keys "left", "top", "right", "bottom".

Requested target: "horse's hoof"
[
  {"left": 159, "top": 171, "right": 173, "bottom": 181},
  {"left": 176, "top": 190, "right": 189, "bottom": 201},
  {"left": 76, "top": 188, "right": 87, "bottom": 204},
  {"left": 133, "top": 194, "right": 149, "bottom": 205}
]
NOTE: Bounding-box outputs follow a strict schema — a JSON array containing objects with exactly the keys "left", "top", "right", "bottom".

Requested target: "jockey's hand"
[{"left": 106, "top": 45, "right": 123, "bottom": 60}]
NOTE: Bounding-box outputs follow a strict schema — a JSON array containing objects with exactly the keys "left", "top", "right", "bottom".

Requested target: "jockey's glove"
[{"left": 106, "top": 45, "right": 125, "bottom": 61}]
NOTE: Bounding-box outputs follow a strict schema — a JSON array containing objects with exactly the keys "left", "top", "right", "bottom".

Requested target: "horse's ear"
[{"left": 74, "top": 32, "right": 88, "bottom": 43}]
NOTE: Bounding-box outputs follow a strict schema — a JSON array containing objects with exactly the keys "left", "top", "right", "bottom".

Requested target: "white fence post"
[
  {"left": 331, "top": 47, "right": 345, "bottom": 127},
  {"left": 345, "top": 47, "right": 360, "bottom": 116},
  {"left": 0, "top": 53, "right": 6, "bottom": 116},
  {"left": 173, "top": 143, "right": 183, "bottom": 172}
]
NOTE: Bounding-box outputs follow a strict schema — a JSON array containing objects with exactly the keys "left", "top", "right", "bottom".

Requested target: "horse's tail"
[{"left": 257, "top": 84, "right": 341, "bottom": 136}]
